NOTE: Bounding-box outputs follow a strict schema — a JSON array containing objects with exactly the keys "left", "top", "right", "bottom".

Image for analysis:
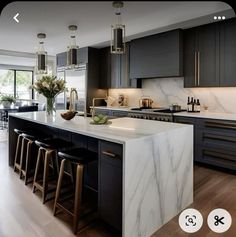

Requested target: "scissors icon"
[{"left": 214, "top": 215, "right": 225, "bottom": 226}]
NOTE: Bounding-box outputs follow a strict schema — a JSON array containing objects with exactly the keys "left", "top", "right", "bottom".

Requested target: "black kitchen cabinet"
[
  {"left": 99, "top": 141, "right": 122, "bottom": 232},
  {"left": 183, "top": 28, "right": 196, "bottom": 88},
  {"left": 174, "top": 115, "right": 236, "bottom": 171},
  {"left": 99, "top": 47, "right": 111, "bottom": 88},
  {"left": 99, "top": 44, "right": 141, "bottom": 88},
  {"left": 220, "top": 18, "right": 236, "bottom": 86},
  {"left": 129, "top": 29, "right": 183, "bottom": 79},
  {"left": 184, "top": 17, "right": 236, "bottom": 88},
  {"left": 184, "top": 23, "right": 219, "bottom": 87}
]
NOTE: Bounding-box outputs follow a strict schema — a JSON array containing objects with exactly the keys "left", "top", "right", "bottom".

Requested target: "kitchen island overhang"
[{"left": 8, "top": 111, "right": 193, "bottom": 237}]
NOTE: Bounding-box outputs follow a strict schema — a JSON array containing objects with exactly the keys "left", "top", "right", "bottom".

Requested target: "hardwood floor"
[
  {"left": 152, "top": 165, "right": 236, "bottom": 237},
  {"left": 1, "top": 130, "right": 236, "bottom": 237}
]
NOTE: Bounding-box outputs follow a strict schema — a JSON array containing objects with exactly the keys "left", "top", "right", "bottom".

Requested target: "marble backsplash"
[{"left": 108, "top": 77, "right": 236, "bottom": 113}]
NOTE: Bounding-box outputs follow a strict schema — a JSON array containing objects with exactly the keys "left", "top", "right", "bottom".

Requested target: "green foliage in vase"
[{"left": 32, "top": 75, "right": 66, "bottom": 98}]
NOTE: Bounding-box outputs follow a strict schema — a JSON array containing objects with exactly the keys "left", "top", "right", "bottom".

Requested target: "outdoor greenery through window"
[{"left": 0, "top": 69, "right": 33, "bottom": 99}]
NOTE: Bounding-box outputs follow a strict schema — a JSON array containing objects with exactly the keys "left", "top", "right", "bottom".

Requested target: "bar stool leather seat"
[
  {"left": 35, "top": 138, "right": 71, "bottom": 150},
  {"left": 58, "top": 148, "right": 97, "bottom": 164},
  {"left": 54, "top": 148, "right": 97, "bottom": 234}
]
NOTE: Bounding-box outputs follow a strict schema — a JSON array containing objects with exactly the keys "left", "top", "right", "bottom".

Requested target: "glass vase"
[{"left": 46, "top": 97, "right": 56, "bottom": 116}]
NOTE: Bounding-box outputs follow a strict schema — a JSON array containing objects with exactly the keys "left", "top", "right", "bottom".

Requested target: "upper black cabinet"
[
  {"left": 184, "top": 17, "right": 236, "bottom": 88},
  {"left": 220, "top": 18, "right": 236, "bottom": 86},
  {"left": 129, "top": 29, "right": 183, "bottom": 79},
  {"left": 184, "top": 23, "right": 220, "bottom": 87},
  {"left": 99, "top": 43, "right": 141, "bottom": 88}
]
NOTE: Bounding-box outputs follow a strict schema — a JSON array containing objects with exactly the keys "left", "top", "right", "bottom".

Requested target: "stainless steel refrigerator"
[{"left": 56, "top": 64, "right": 106, "bottom": 114}]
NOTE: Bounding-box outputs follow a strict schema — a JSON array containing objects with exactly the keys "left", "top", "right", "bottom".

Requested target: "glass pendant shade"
[
  {"left": 36, "top": 33, "right": 47, "bottom": 74},
  {"left": 111, "top": 1, "right": 125, "bottom": 54},
  {"left": 67, "top": 25, "right": 79, "bottom": 69},
  {"left": 111, "top": 24, "right": 125, "bottom": 54}
]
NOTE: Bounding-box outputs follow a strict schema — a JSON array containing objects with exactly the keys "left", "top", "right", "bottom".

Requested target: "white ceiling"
[{"left": 0, "top": 1, "right": 234, "bottom": 56}]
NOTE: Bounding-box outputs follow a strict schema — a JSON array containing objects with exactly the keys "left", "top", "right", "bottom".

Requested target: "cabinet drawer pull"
[
  {"left": 203, "top": 149, "right": 235, "bottom": 161},
  {"left": 205, "top": 121, "right": 236, "bottom": 130},
  {"left": 203, "top": 133, "right": 236, "bottom": 143},
  {"left": 176, "top": 120, "right": 193, "bottom": 124},
  {"left": 102, "top": 151, "right": 117, "bottom": 158}
]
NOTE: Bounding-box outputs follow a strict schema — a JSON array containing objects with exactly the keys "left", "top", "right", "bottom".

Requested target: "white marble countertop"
[
  {"left": 175, "top": 111, "right": 236, "bottom": 121},
  {"left": 9, "top": 111, "right": 190, "bottom": 144}
]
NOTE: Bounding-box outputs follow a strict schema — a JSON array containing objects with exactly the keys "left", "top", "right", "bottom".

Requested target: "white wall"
[{"left": 109, "top": 77, "right": 236, "bottom": 113}]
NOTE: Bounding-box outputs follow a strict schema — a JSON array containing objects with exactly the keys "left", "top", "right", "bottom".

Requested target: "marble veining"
[
  {"left": 124, "top": 126, "right": 193, "bottom": 237},
  {"left": 109, "top": 77, "right": 236, "bottom": 113}
]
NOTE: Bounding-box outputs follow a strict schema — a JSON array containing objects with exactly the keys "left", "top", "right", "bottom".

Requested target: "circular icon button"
[
  {"left": 178, "top": 208, "right": 203, "bottom": 233},
  {"left": 207, "top": 208, "right": 232, "bottom": 233}
]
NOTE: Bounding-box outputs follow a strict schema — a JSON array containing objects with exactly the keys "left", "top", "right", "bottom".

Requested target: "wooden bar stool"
[
  {"left": 54, "top": 148, "right": 97, "bottom": 234},
  {"left": 33, "top": 138, "right": 71, "bottom": 204},
  {"left": 13, "top": 129, "right": 28, "bottom": 173},
  {"left": 19, "top": 133, "right": 51, "bottom": 185}
]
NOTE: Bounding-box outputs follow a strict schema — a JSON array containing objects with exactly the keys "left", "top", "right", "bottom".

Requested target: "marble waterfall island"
[{"left": 8, "top": 111, "right": 193, "bottom": 237}]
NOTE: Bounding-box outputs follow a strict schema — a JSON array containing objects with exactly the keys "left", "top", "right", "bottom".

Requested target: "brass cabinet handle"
[
  {"left": 102, "top": 150, "right": 117, "bottom": 158},
  {"left": 203, "top": 133, "right": 236, "bottom": 143},
  {"left": 205, "top": 121, "right": 236, "bottom": 130},
  {"left": 194, "top": 51, "right": 197, "bottom": 86},
  {"left": 197, "top": 51, "right": 200, "bottom": 86}
]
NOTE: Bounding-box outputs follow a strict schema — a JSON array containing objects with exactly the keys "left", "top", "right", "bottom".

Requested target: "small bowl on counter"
[
  {"left": 61, "top": 110, "right": 78, "bottom": 120},
  {"left": 90, "top": 114, "right": 112, "bottom": 125}
]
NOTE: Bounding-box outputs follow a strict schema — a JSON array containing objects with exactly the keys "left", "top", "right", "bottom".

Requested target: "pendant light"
[
  {"left": 67, "top": 25, "right": 79, "bottom": 69},
  {"left": 36, "top": 33, "right": 47, "bottom": 74},
  {"left": 111, "top": 1, "right": 126, "bottom": 54}
]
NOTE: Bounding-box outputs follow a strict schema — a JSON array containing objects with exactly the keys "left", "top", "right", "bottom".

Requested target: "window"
[
  {"left": 0, "top": 70, "right": 14, "bottom": 96},
  {"left": 16, "top": 71, "right": 34, "bottom": 99},
  {"left": 0, "top": 69, "right": 33, "bottom": 99}
]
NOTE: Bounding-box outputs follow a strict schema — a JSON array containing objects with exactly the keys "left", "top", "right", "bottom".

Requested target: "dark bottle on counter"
[
  {"left": 196, "top": 99, "right": 201, "bottom": 112},
  {"left": 189, "top": 97, "right": 194, "bottom": 112},
  {"left": 187, "top": 97, "right": 191, "bottom": 112},
  {"left": 193, "top": 99, "right": 196, "bottom": 112}
]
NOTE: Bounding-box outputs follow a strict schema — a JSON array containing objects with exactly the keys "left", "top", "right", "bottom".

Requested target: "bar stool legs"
[
  {"left": 19, "top": 137, "right": 34, "bottom": 184},
  {"left": 73, "top": 164, "right": 84, "bottom": 234},
  {"left": 53, "top": 159, "right": 84, "bottom": 234},
  {"left": 33, "top": 147, "right": 57, "bottom": 204},
  {"left": 53, "top": 159, "right": 65, "bottom": 215},
  {"left": 13, "top": 133, "right": 23, "bottom": 173}
]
